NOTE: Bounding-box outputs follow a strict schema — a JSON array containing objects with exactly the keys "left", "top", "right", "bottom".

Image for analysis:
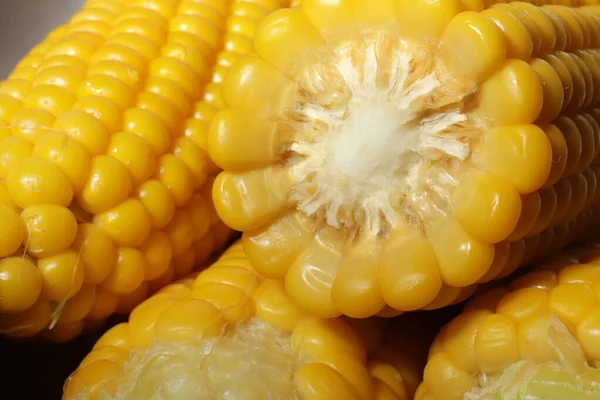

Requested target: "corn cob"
[
  {"left": 210, "top": 0, "right": 600, "bottom": 319},
  {"left": 180, "top": 0, "right": 290, "bottom": 175},
  {"left": 0, "top": 0, "right": 290, "bottom": 341},
  {"left": 62, "top": 241, "right": 427, "bottom": 400},
  {"left": 416, "top": 238, "right": 600, "bottom": 400}
]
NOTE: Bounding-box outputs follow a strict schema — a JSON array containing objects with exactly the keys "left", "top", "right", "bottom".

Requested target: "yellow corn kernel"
[
  {"left": 11, "top": 108, "right": 56, "bottom": 143},
  {"left": 32, "top": 133, "right": 91, "bottom": 192},
  {"left": 59, "top": 284, "right": 96, "bottom": 324},
  {"left": 71, "top": 223, "right": 117, "bottom": 285},
  {"left": 419, "top": 239, "right": 600, "bottom": 400},
  {"left": 63, "top": 243, "right": 429, "bottom": 400},
  {"left": 72, "top": 95, "right": 121, "bottom": 134},
  {"left": 379, "top": 230, "right": 442, "bottom": 313},
  {"left": 209, "top": 108, "right": 279, "bottom": 170},
  {"left": 441, "top": 10, "right": 507, "bottom": 82},
  {"left": 121, "top": 107, "right": 169, "bottom": 156},
  {"left": 212, "top": 0, "right": 600, "bottom": 319},
  {"left": 53, "top": 109, "right": 109, "bottom": 156},
  {"left": 7, "top": 157, "right": 73, "bottom": 208},
  {"left": 77, "top": 154, "right": 133, "bottom": 214},
  {"left": 21, "top": 204, "right": 78, "bottom": 258},
  {"left": 33, "top": 65, "right": 84, "bottom": 94},
  {"left": 452, "top": 171, "right": 522, "bottom": 243},
  {"left": 26, "top": 85, "right": 77, "bottom": 116},
  {"left": 0, "top": 79, "right": 33, "bottom": 101},
  {"left": 135, "top": 179, "right": 175, "bottom": 230},
  {"left": 0, "top": 0, "right": 288, "bottom": 341},
  {"left": 429, "top": 219, "right": 496, "bottom": 288},
  {"left": 154, "top": 154, "right": 195, "bottom": 207},
  {"left": 99, "top": 247, "right": 146, "bottom": 295},
  {"left": 94, "top": 198, "right": 152, "bottom": 248},
  {"left": 0, "top": 137, "right": 32, "bottom": 180},
  {"left": 0, "top": 204, "right": 24, "bottom": 257},
  {"left": 139, "top": 231, "right": 172, "bottom": 282},
  {"left": 38, "top": 249, "right": 85, "bottom": 302},
  {"left": 0, "top": 257, "right": 42, "bottom": 313},
  {"left": 482, "top": 7, "right": 533, "bottom": 61}
]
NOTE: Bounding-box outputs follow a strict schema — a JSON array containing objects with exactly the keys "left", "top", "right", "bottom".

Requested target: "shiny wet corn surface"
[
  {"left": 0, "top": 0, "right": 293, "bottom": 341},
  {"left": 211, "top": 0, "right": 600, "bottom": 319},
  {"left": 63, "top": 242, "right": 425, "bottom": 400},
  {"left": 418, "top": 239, "right": 600, "bottom": 400}
]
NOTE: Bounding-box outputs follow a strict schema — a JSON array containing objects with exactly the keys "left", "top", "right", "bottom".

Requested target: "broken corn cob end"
[
  {"left": 210, "top": 0, "right": 600, "bottom": 319},
  {"left": 0, "top": 0, "right": 293, "bottom": 340},
  {"left": 417, "top": 239, "right": 600, "bottom": 400},
  {"left": 62, "top": 241, "right": 426, "bottom": 400}
]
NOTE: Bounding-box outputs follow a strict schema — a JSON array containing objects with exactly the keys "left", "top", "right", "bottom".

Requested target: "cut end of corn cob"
[
  {"left": 417, "top": 239, "right": 600, "bottom": 400},
  {"left": 63, "top": 241, "right": 426, "bottom": 400},
  {"left": 460, "top": 315, "right": 600, "bottom": 400},
  {"left": 80, "top": 318, "right": 304, "bottom": 400},
  {"left": 210, "top": 0, "right": 600, "bottom": 319},
  {"left": 0, "top": 0, "right": 294, "bottom": 340}
]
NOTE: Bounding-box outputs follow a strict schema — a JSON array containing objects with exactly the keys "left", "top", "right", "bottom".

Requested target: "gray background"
[{"left": 0, "top": 0, "right": 84, "bottom": 79}]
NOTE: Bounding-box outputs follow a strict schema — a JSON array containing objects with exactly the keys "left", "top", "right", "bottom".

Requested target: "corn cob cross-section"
[
  {"left": 417, "top": 239, "right": 600, "bottom": 400},
  {"left": 211, "top": 0, "right": 600, "bottom": 319},
  {"left": 0, "top": 0, "right": 290, "bottom": 341},
  {"left": 63, "top": 241, "right": 428, "bottom": 400}
]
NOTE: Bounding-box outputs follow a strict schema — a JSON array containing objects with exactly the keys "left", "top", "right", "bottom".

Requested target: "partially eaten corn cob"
[
  {"left": 417, "top": 239, "right": 600, "bottom": 400},
  {"left": 62, "top": 241, "right": 427, "bottom": 400},
  {"left": 210, "top": 0, "right": 600, "bottom": 319},
  {"left": 0, "top": 0, "right": 291, "bottom": 341}
]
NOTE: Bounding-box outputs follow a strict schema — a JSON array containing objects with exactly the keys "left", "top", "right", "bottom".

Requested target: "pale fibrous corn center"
[
  {"left": 286, "top": 33, "right": 477, "bottom": 235},
  {"left": 464, "top": 315, "right": 600, "bottom": 400},
  {"left": 93, "top": 319, "right": 303, "bottom": 400}
]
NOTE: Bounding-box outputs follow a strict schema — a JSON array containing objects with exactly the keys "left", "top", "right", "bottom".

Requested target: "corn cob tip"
[
  {"left": 62, "top": 242, "right": 426, "bottom": 400},
  {"left": 460, "top": 315, "right": 600, "bottom": 400},
  {"left": 418, "top": 238, "right": 600, "bottom": 400},
  {"left": 210, "top": 0, "right": 600, "bottom": 319}
]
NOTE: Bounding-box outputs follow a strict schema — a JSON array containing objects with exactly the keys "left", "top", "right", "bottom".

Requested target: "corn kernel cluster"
[
  {"left": 63, "top": 241, "right": 428, "bottom": 400},
  {"left": 418, "top": 240, "right": 600, "bottom": 400},
  {"left": 180, "top": 0, "right": 289, "bottom": 174},
  {"left": 0, "top": 0, "right": 291, "bottom": 341},
  {"left": 210, "top": 0, "right": 600, "bottom": 321},
  {"left": 3, "top": 0, "right": 600, "bottom": 399}
]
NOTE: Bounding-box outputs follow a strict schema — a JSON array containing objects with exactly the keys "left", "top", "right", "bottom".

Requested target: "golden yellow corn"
[
  {"left": 181, "top": 0, "right": 289, "bottom": 174},
  {"left": 0, "top": 0, "right": 290, "bottom": 341},
  {"left": 417, "top": 238, "right": 600, "bottom": 400},
  {"left": 62, "top": 241, "right": 428, "bottom": 400},
  {"left": 210, "top": 0, "right": 600, "bottom": 320}
]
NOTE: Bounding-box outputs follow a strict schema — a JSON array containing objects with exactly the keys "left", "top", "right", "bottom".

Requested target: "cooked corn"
[
  {"left": 62, "top": 241, "right": 427, "bottom": 400},
  {"left": 210, "top": 0, "right": 600, "bottom": 319},
  {"left": 0, "top": 0, "right": 289, "bottom": 341},
  {"left": 181, "top": 0, "right": 289, "bottom": 174},
  {"left": 417, "top": 238, "right": 600, "bottom": 400}
]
